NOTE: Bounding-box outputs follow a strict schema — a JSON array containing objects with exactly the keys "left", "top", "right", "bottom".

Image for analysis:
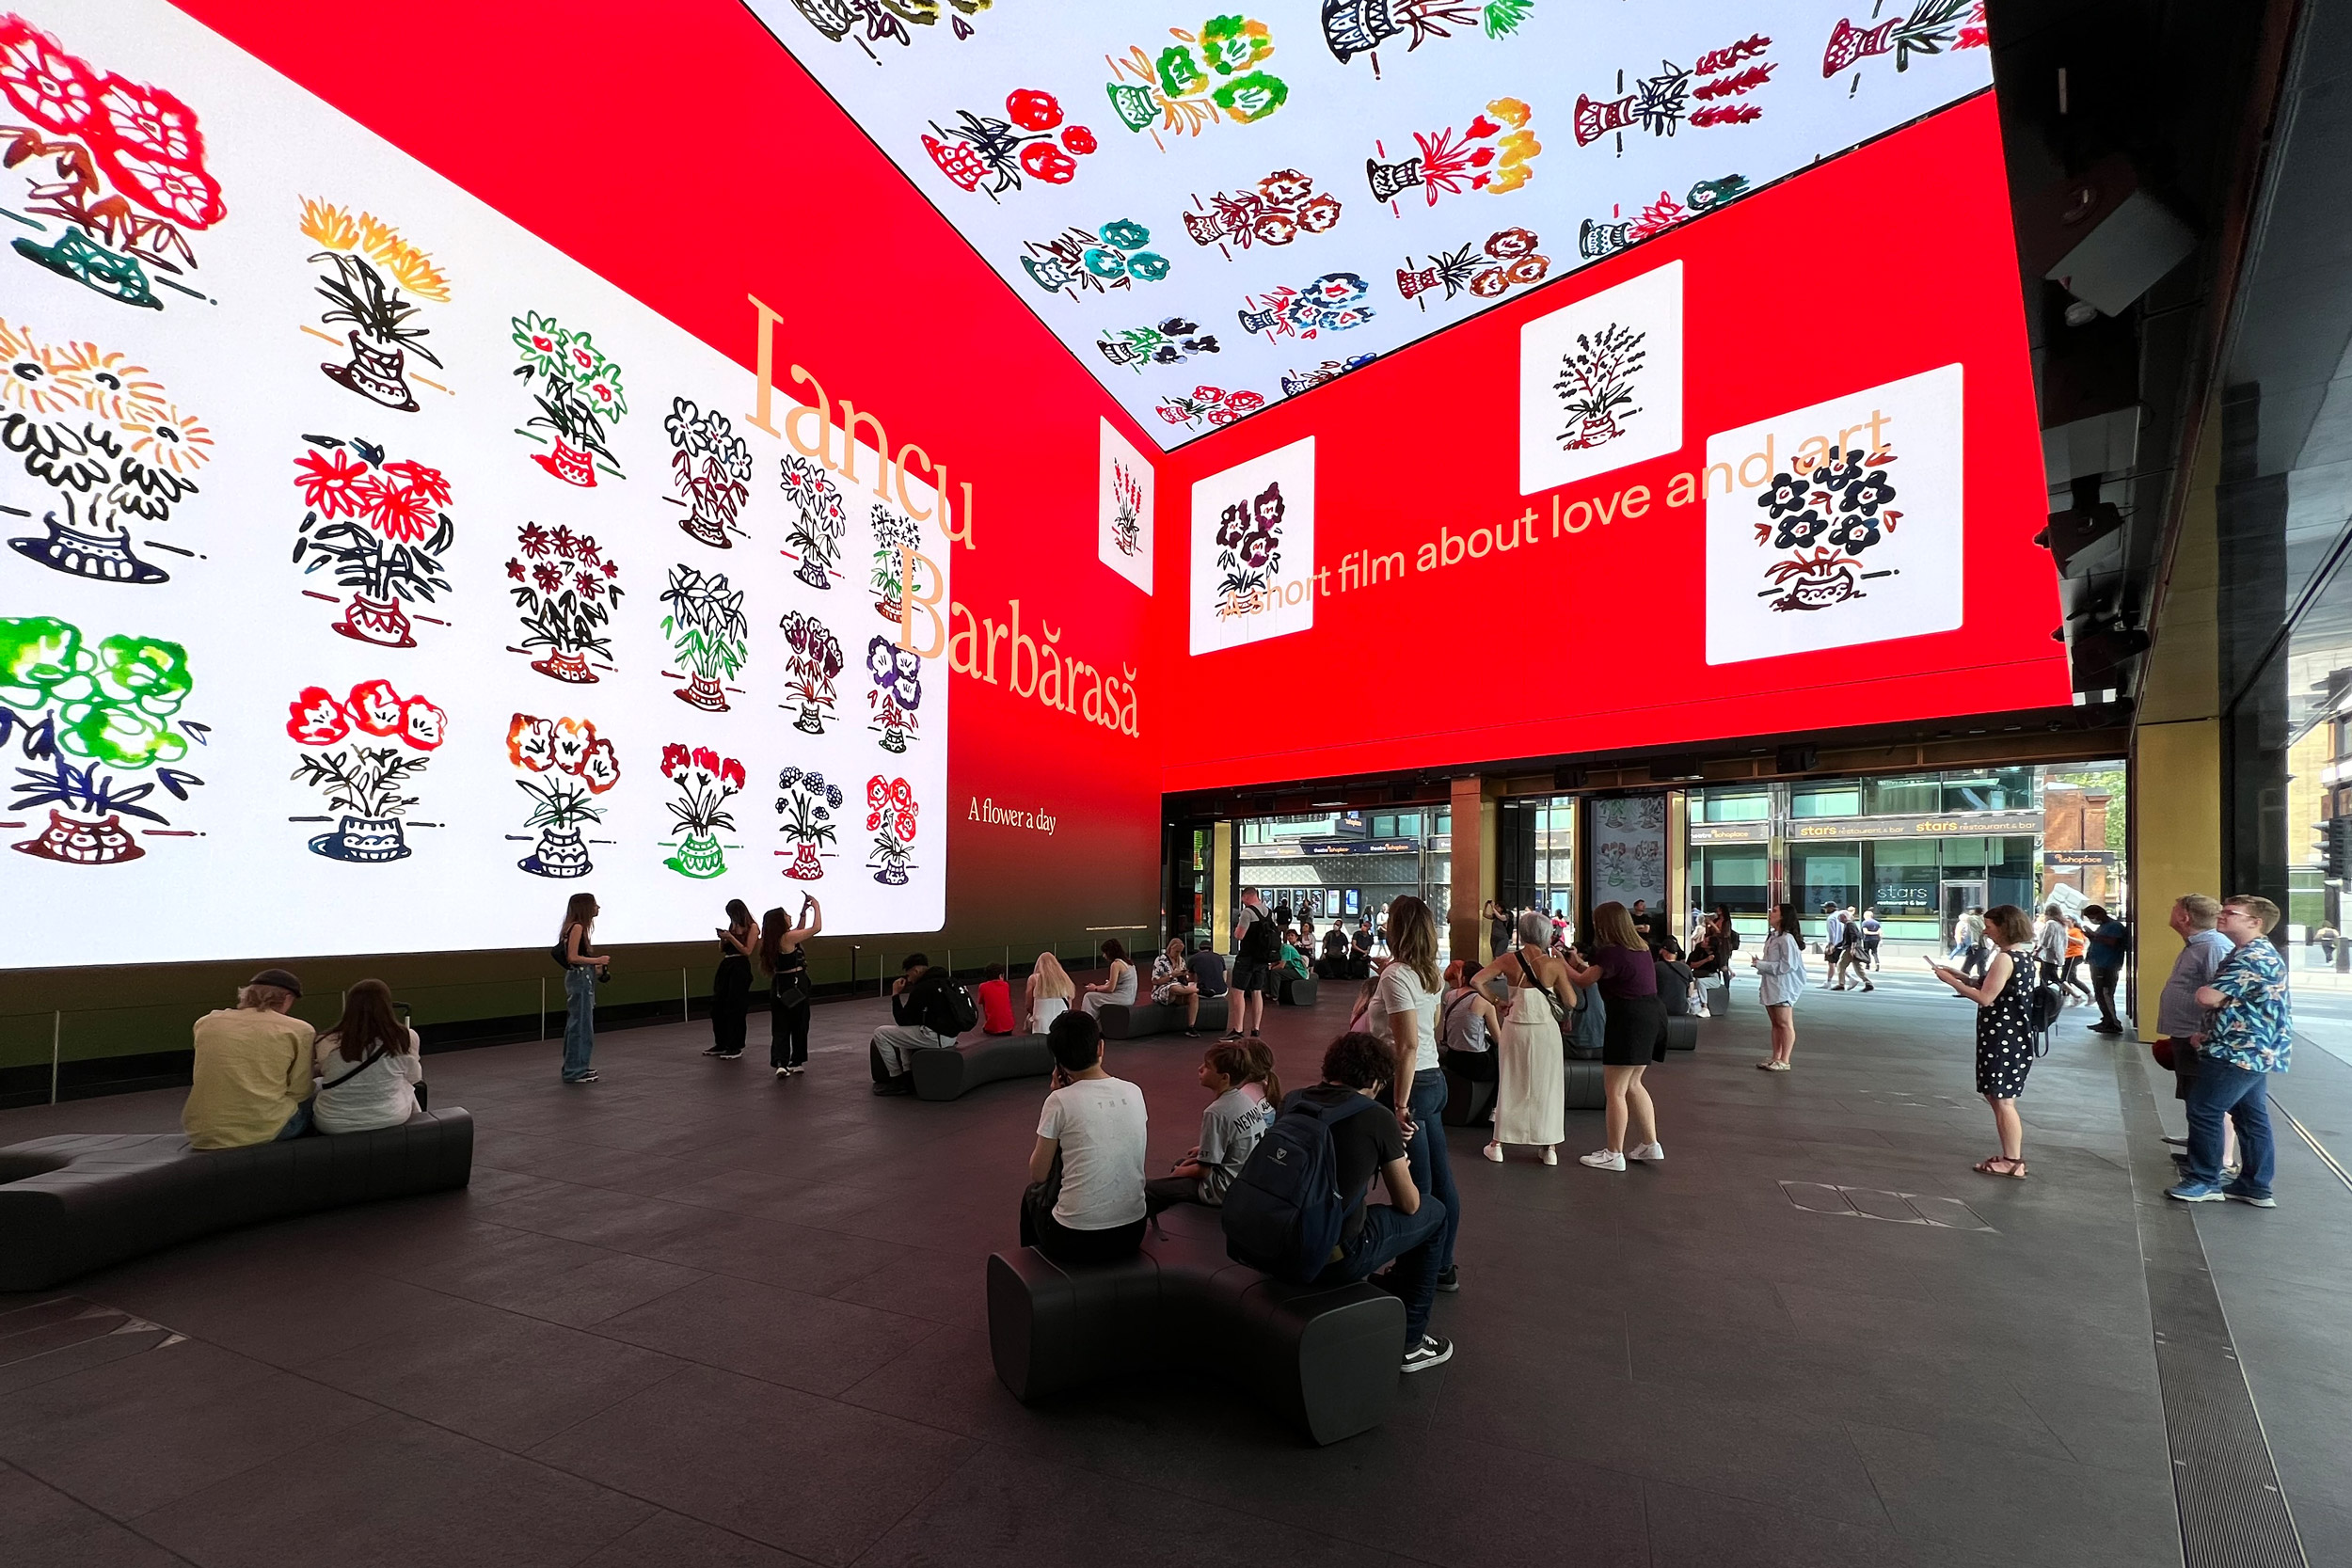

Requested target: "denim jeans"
[
  {"left": 273, "top": 1099, "right": 313, "bottom": 1140},
  {"left": 562, "top": 965, "right": 596, "bottom": 1080},
  {"left": 2091, "top": 965, "right": 2122, "bottom": 1026},
  {"left": 1321, "top": 1196, "right": 1448, "bottom": 1344},
  {"left": 1406, "top": 1068, "right": 1460, "bottom": 1274},
  {"left": 2185, "top": 1056, "right": 2276, "bottom": 1195}
]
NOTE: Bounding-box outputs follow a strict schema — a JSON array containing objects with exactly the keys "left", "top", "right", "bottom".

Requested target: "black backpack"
[
  {"left": 1222, "top": 1089, "right": 1379, "bottom": 1284},
  {"left": 921, "top": 973, "right": 979, "bottom": 1036},
  {"left": 1240, "top": 910, "right": 1279, "bottom": 963}
]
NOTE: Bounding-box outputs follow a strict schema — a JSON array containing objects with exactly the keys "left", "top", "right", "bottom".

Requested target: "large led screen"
[
  {"left": 0, "top": 2, "right": 955, "bottom": 967},
  {"left": 749, "top": 0, "right": 1994, "bottom": 450},
  {"left": 1155, "top": 93, "right": 2074, "bottom": 791}
]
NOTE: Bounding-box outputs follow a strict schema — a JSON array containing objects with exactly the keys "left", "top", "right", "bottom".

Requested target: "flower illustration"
[
  {"left": 0, "top": 19, "right": 100, "bottom": 136},
  {"left": 1840, "top": 469, "right": 1895, "bottom": 516},
  {"left": 507, "top": 713, "right": 556, "bottom": 770},
  {"left": 94, "top": 74, "right": 204, "bottom": 165},
  {"left": 346, "top": 678, "right": 405, "bottom": 736},
  {"left": 1760, "top": 471, "right": 1811, "bottom": 520},
  {"left": 399, "top": 695, "right": 446, "bottom": 749},
  {"left": 286, "top": 686, "right": 351, "bottom": 745},
  {"left": 52, "top": 341, "right": 163, "bottom": 425}
]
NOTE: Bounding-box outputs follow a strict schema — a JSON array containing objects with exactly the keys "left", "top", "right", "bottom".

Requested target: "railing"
[{"left": 0, "top": 927, "right": 1152, "bottom": 1106}]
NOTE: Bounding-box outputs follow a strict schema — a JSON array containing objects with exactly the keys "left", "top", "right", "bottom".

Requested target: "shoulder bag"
[{"left": 1518, "top": 952, "right": 1569, "bottom": 1026}]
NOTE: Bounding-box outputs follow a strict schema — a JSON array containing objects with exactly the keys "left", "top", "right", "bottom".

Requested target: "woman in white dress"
[
  {"left": 1025, "top": 951, "right": 1075, "bottom": 1035},
  {"left": 1080, "top": 939, "right": 1137, "bottom": 1019},
  {"left": 1469, "top": 911, "right": 1571, "bottom": 1164}
]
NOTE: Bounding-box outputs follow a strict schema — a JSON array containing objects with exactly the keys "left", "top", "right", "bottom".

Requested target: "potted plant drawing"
[
  {"left": 298, "top": 198, "right": 449, "bottom": 412},
  {"left": 774, "top": 766, "right": 843, "bottom": 881},
  {"left": 286, "top": 677, "right": 443, "bottom": 864},
  {"left": 869, "top": 505, "right": 922, "bottom": 624},
  {"left": 507, "top": 712, "right": 620, "bottom": 878},
  {"left": 2, "top": 313, "right": 212, "bottom": 584},
  {"left": 505, "top": 519, "right": 623, "bottom": 683},
  {"left": 659, "top": 563, "right": 749, "bottom": 712},
  {"left": 290, "top": 436, "right": 454, "bottom": 648},
  {"left": 0, "top": 17, "right": 226, "bottom": 311},
  {"left": 660, "top": 742, "right": 744, "bottom": 879},
  {"left": 780, "top": 610, "right": 844, "bottom": 735},
  {"left": 1110, "top": 461, "right": 1144, "bottom": 556},
  {"left": 866, "top": 773, "right": 917, "bottom": 886},
  {"left": 511, "top": 310, "right": 628, "bottom": 486},
  {"left": 866, "top": 634, "right": 922, "bottom": 753},
  {"left": 1554, "top": 323, "right": 1646, "bottom": 451},
  {"left": 1213, "top": 479, "right": 1284, "bottom": 618},
  {"left": 664, "top": 396, "right": 752, "bottom": 547},
  {"left": 3, "top": 615, "right": 203, "bottom": 866},
  {"left": 779, "top": 454, "right": 846, "bottom": 588}
]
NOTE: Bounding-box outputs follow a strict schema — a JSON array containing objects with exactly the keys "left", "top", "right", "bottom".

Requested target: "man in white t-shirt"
[{"left": 1022, "top": 1012, "right": 1147, "bottom": 1264}]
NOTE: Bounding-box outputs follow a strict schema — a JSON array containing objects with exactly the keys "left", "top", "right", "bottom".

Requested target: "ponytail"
[
  {"left": 1244, "top": 1037, "right": 1281, "bottom": 1107},
  {"left": 1206, "top": 1038, "right": 1283, "bottom": 1107}
]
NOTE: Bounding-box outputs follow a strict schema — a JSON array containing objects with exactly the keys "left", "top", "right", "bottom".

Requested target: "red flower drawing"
[
  {"left": 381, "top": 458, "right": 452, "bottom": 508},
  {"left": 93, "top": 144, "right": 224, "bottom": 229},
  {"left": 286, "top": 686, "right": 350, "bottom": 745},
  {"left": 294, "top": 445, "right": 369, "bottom": 518},
  {"left": 0, "top": 19, "right": 99, "bottom": 137},
  {"left": 346, "top": 678, "right": 405, "bottom": 736},
  {"left": 399, "top": 695, "right": 446, "bottom": 750},
  {"left": 93, "top": 73, "right": 203, "bottom": 166},
  {"left": 660, "top": 742, "right": 691, "bottom": 777}
]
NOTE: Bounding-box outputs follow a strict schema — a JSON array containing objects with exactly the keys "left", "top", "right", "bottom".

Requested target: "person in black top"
[
  {"left": 707, "top": 899, "right": 757, "bottom": 1060},
  {"left": 1299, "top": 1030, "right": 1454, "bottom": 1373},
  {"left": 870, "top": 952, "right": 958, "bottom": 1095},
  {"left": 760, "top": 895, "right": 820, "bottom": 1080},
  {"left": 1188, "top": 941, "right": 1229, "bottom": 997},
  {"left": 1655, "top": 936, "right": 1694, "bottom": 1017}
]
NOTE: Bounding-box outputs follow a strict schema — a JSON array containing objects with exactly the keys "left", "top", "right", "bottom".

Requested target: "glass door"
[{"left": 1940, "top": 879, "right": 1987, "bottom": 949}]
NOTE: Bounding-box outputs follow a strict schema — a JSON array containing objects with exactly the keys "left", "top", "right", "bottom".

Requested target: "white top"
[
  {"left": 1037, "top": 1076, "right": 1147, "bottom": 1230},
  {"left": 1756, "top": 933, "right": 1807, "bottom": 1007},
  {"left": 1028, "top": 994, "right": 1068, "bottom": 1036},
  {"left": 312, "top": 1027, "right": 423, "bottom": 1134},
  {"left": 2036, "top": 920, "right": 2068, "bottom": 966},
  {"left": 1369, "top": 961, "right": 1442, "bottom": 1072},
  {"left": 1823, "top": 911, "right": 1846, "bottom": 949}
]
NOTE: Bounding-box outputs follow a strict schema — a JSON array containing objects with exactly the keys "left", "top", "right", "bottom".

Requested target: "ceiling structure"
[{"left": 743, "top": 0, "right": 1994, "bottom": 450}]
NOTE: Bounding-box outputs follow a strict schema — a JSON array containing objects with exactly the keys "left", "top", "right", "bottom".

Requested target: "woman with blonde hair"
[
  {"left": 312, "top": 978, "right": 424, "bottom": 1133},
  {"left": 1469, "top": 909, "right": 1572, "bottom": 1164},
  {"left": 1025, "top": 951, "right": 1075, "bottom": 1035},
  {"left": 1365, "top": 895, "right": 1464, "bottom": 1291},
  {"left": 1560, "top": 901, "right": 1666, "bottom": 1172}
]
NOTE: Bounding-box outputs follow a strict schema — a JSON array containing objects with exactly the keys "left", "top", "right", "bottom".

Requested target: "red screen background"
[{"left": 1153, "top": 93, "right": 2072, "bottom": 795}]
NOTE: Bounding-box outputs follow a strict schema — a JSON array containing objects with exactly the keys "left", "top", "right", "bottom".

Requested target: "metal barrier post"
[
  {"left": 539, "top": 977, "right": 546, "bottom": 1041},
  {"left": 682, "top": 967, "right": 690, "bottom": 1024},
  {"left": 50, "top": 1010, "right": 61, "bottom": 1105}
]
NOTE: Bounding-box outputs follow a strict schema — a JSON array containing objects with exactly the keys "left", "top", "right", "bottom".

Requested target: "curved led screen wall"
[{"left": 750, "top": 0, "right": 1996, "bottom": 449}]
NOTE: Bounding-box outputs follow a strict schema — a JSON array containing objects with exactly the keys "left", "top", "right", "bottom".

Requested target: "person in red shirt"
[{"left": 976, "top": 962, "right": 1017, "bottom": 1036}]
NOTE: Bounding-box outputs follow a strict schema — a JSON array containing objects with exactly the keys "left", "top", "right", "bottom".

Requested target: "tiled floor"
[{"left": 0, "top": 974, "right": 2337, "bottom": 1566}]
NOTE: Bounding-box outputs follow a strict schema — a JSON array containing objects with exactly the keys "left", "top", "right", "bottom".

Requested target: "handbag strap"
[{"left": 320, "top": 1042, "right": 391, "bottom": 1093}]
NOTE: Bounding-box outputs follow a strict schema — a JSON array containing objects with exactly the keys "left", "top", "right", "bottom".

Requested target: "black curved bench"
[
  {"left": 1664, "top": 1015, "right": 1698, "bottom": 1052},
  {"left": 0, "top": 1109, "right": 475, "bottom": 1291},
  {"left": 1094, "top": 995, "right": 1227, "bottom": 1040},
  {"left": 911, "top": 1035, "right": 1054, "bottom": 1101},
  {"left": 1278, "top": 973, "right": 1318, "bottom": 1006},
  {"left": 1438, "top": 1051, "right": 1603, "bottom": 1122},
  {"left": 987, "top": 1203, "right": 1403, "bottom": 1445}
]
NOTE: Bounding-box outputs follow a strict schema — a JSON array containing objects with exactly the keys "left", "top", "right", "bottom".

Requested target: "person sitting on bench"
[
  {"left": 1146, "top": 1039, "right": 1279, "bottom": 1213},
  {"left": 184, "top": 968, "right": 316, "bottom": 1149},
  {"left": 1149, "top": 937, "right": 1204, "bottom": 1035},
  {"left": 1438, "top": 960, "right": 1502, "bottom": 1083},
  {"left": 1187, "top": 941, "right": 1228, "bottom": 1000},
  {"left": 976, "top": 962, "right": 1017, "bottom": 1036},
  {"left": 1022, "top": 1012, "right": 1147, "bottom": 1264},
  {"left": 1655, "top": 938, "right": 1695, "bottom": 1018},
  {"left": 872, "top": 953, "right": 960, "bottom": 1096},
  {"left": 1314, "top": 927, "right": 1349, "bottom": 979}
]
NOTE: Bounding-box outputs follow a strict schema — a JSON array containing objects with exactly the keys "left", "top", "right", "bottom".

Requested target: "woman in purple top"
[{"left": 1559, "top": 902, "right": 1666, "bottom": 1173}]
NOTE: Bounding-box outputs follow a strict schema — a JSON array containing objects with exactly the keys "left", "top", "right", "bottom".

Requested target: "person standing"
[
  {"left": 1929, "top": 904, "right": 2040, "bottom": 1179},
  {"left": 2169, "top": 895, "right": 2292, "bottom": 1208},
  {"left": 1957, "top": 906, "right": 1991, "bottom": 984},
  {"left": 1752, "top": 903, "right": 1806, "bottom": 1070},
  {"left": 1564, "top": 901, "right": 1666, "bottom": 1171},
  {"left": 1470, "top": 910, "right": 1568, "bottom": 1164},
  {"left": 556, "top": 894, "right": 608, "bottom": 1085},
  {"left": 1831, "top": 908, "right": 1876, "bottom": 992},
  {"left": 2084, "top": 904, "right": 2128, "bottom": 1034},
  {"left": 760, "top": 895, "right": 820, "bottom": 1079},
  {"left": 706, "top": 898, "right": 757, "bottom": 1060},
  {"left": 183, "top": 969, "right": 316, "bottom": 1148},
  {"left": 2035, "top": 904, "right": 2070, "bottom": 990},
  {"left": 1821, "top": 903, "right": 1847, "bottom": 967},
  {"left": 2154, "top": 895, "right": 2235, "bottom": 1167},
  {"left": 1366, "top": 895, "right": 1463, "bottom": 1292},
  {"left": 2060, "top": 914, "right": 2094, "bottom": 1006},
  {"left": 1861, "top": 908, "right": 1883, "bottom": 971},
  {"left": 1486, "top": 898, "right": 1514, "bottom": 958},
  {"left": 1228, "top": 888, "right": 1278, "bottom": 1041}
]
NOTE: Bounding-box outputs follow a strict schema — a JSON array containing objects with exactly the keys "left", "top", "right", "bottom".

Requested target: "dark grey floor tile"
[
  {"left": 137, "top": 1411, "right": 651, "bottom": 1566},
  {"left": 0, "top": 1460, "right": 188, "bottom": 1567},
  {"left": 576, "top": 1509, "right": 822, "bottom": 1567},
  {"left": 530, "top": 1363, "right": 976, "bottom": 1564},
  {"left": 0, "top": 1337, "right": 376, "bottom": 1520},
  {"left": 297, "top": 1294, "right": 687, "bottom": 1450},
  {"left": 827, "top": 1245, "right": 989, "bottom": 1332},
  {"left": 390, "top": 1224, "right": 707, "bottom": 1327},
  {"left": 593, "top": 1273, "right": 934, "bottom": 1396},
  {"left": 1642, "top": 1478, "right": 2004, "bottom": 1568},
  {"left": 1847, "top": 1418, "right": 2180, "bottom": 1568}
]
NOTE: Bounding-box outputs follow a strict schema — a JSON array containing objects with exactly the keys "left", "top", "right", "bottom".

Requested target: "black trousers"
[
  {"left": 1144, "top": 1174, "right": 1205, "bottom": 1215},
  {"left": 2092, "top": 967, "right": 2122, "bottom": 1026},
  {"left": 712, "top": 956, "right": 752, "bottom": 1053},
  {"left": 771, "top": 995, "right": 810, "bottom": 1068},
  {"left": 1020, "top": 1196, "right": 1144, "bottom": 1263}
]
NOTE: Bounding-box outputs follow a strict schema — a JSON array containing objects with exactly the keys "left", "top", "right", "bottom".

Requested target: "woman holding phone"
[
  {"left": 707, "top": 898, "right": 758, "bottom": 1060},
  {"left": 1751, "top": 903, "right": 1806, "bottom": 1071},
  {"left": 760, "top": 895, "right": 821, "bottom": 1079},
  {"left": 1926, "top": 904, "right": 2040, "bottom": 1178}
]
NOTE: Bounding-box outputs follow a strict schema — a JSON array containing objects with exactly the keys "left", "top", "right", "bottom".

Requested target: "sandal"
[{"left": 1973, "top": 1156, "right": 2028, "bottom": 1179}]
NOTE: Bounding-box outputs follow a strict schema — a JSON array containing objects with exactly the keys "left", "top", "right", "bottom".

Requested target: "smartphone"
[{"left": 1921, "top": 956, "right": 1943, "bottom": 973}]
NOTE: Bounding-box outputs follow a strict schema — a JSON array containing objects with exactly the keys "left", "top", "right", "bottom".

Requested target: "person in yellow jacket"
[{"left": 183, "top": 969, "right": 316, "bottom": 1148}]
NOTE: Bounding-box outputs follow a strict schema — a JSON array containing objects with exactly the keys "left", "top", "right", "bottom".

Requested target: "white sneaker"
[
  {"left": 1628, "top": 1141, "right": 1664, "bottom": 1163},
  {"left": 1539, "top": 1145, "right": 1558, "bottom": 1165},
  {"left": 1483, "top": 1141, "right": 1503, "bottom": 1163},
  {"left": 1579, "top": 1148, "right": 1627, "bottom": 1171}
]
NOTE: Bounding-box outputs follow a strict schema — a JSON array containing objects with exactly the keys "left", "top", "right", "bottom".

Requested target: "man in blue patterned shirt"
[{"left": 2168, "top": 895, "right": 2291, "bottom": 1207}]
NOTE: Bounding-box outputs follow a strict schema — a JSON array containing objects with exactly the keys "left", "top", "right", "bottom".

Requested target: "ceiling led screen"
[
  {"left": 747, "top": 0, "right": 1994, "bottom": 450},
  {"left": 0, "top": 2, "right": 950, "bottom": 968}
]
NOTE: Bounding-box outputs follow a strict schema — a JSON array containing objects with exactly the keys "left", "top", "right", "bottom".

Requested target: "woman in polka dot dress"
[{"left": 1927, "top": 904, "right": 2041, "bottom": 1179}]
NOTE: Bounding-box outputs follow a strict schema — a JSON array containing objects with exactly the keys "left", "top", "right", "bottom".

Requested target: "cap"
[{"left": 247, "top": 968, "right": 303, "bottom": 998}]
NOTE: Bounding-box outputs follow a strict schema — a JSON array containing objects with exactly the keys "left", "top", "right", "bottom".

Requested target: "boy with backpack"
[
  {"left": 869, "top": 952, "right": 977, "bottom": 1095},
  {"left": 1221, "top": 1030, "right": 1454, "bottom": 1373}
]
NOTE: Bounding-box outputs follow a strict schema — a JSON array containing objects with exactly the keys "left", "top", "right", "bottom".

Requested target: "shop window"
[
  {"left": 1436, "top": 810, "right": 1452, "bottom": 835},
  {"left": 1867, "top": 777, "right": 1941, "bottom": 816},
  {"left": 1698, "top": 791, "right": 1769, "bottom": 822},
  {"left": 1790, "top": 785, "right": 1861, "bottom": 818},
  {"left": 1942, "top": 768, "right": 2034, "bottom": 813},
  {"left": 1372, "top": 814, "right": 1396, "bottom": 837},
  {"left": 1793, "top": 847, "right": 1862, "bottom": 912},
  {"left": 1692, "top": 847, "right": 1768, "bottom": 914},
  {"left": 1868, "top": 841, "right": 1938, "bottom": 915}
]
